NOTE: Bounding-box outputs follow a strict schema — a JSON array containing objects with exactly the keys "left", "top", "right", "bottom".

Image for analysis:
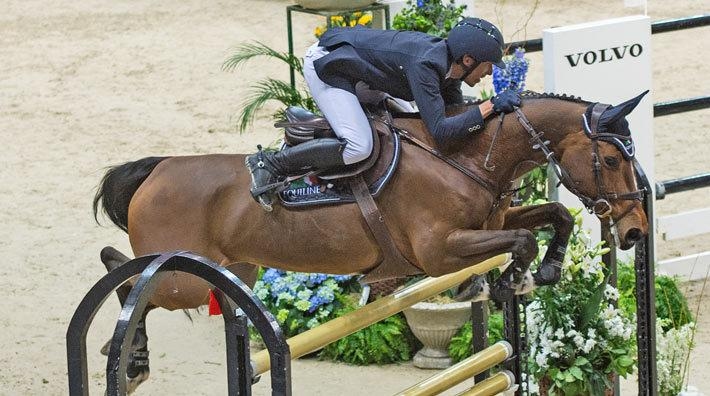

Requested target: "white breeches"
[{"left": 303, "top": 43, "right": 373, "bottom": 165}]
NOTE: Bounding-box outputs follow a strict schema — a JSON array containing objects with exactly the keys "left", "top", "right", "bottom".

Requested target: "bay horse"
[{"left": 93, "top": 91, "right": 648, "bottom": 391}]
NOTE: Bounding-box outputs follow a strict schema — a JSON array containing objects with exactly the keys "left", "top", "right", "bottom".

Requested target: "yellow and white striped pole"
[
  {"left": 395, "top": 341, "right": 512, "bottom": 396},
  {"left": 455, "top": 370, "right": 515, "bottom": 396}
]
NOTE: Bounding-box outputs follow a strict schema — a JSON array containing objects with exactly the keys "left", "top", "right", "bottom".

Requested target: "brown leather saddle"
[
  {"left": 273, "top": 106, "right": 422, "bottom": 283},
  {"left": 274, "top": 106, "right": 402, "bottom": 208}
]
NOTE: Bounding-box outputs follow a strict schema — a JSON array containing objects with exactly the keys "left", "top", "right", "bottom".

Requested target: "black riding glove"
[{"left": 491, "top": 90, "right": 522, "bottom": 114}]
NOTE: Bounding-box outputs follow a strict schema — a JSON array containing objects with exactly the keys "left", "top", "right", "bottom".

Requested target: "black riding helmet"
[{"left": 447, "top": 17, "right": 506, "bottom": 74}]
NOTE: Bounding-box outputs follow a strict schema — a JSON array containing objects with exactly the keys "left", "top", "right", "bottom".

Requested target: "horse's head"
[{"left": 555, "top": 91, "right": 649, "bottom": 249}]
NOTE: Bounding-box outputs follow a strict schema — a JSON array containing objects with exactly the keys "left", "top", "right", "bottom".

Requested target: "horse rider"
[{"left": 246, "top": 17, "right": 522, "bottom": 211}]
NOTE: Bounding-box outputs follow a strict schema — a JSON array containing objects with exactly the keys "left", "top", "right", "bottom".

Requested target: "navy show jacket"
[{"left": 314, "top": 27, "right": 485, "bottom": 148}]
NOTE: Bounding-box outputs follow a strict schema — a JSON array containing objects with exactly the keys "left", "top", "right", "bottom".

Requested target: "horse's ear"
[
  {"left": 603, "top": 90, "right": 650, "bottom": 124},
  {"left": 596, "top": 90, "right": 649, "bottom": 135}
]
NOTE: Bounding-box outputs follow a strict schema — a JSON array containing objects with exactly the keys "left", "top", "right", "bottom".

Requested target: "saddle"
[
  {"left": 274, "top": 106, "right": 401, "bottom": 207},
  {"left": 273, "top": 106, "right": 422, "bottom": 283}
]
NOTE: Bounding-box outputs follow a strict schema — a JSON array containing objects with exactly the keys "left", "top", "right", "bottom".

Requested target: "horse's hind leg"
[{"left": 99, "top": 246, "right": 152, "bottom": 394}]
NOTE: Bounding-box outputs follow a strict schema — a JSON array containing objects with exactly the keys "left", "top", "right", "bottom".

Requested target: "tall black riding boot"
[{"left": 245, "top": 138, "right": 346, "bottom": 211}]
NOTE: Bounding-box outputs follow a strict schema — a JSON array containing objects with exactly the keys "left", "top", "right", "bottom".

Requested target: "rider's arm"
[
  {"left": 408, "top": 63, "right": 486, "bottom": 148},
  {"left": 441, "top": 79, "right": 464, "bottom": 105}
]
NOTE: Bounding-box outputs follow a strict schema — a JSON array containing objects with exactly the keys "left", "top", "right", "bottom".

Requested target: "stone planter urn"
[
  {"left": 294, "top": 0, "right": 375, "bottom": 11},
  {"left": 403, "top": 300, "right": 471, "bottom": 369}
]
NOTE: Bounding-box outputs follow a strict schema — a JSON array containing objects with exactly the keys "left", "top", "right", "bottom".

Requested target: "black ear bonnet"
[{"left": 583, "top": 90, "right": 648, "bottom": 159}]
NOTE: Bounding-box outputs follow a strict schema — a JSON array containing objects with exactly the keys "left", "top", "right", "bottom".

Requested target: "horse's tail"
[{"left": 93, "top": 156, "right": 169, "bottom": 232}]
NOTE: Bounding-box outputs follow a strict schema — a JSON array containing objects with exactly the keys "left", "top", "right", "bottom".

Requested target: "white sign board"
[{"left": 543, "top": 15, "right": 654, "bottom": 246}]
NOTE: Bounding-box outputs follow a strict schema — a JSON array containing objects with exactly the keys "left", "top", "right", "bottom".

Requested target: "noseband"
[{"left": 514, "top": 106, "right": 644, "bottom": 220}]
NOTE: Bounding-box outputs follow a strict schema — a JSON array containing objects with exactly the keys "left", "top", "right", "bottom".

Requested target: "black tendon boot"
[{"left": 245, "top": 138, "right": 346, "bottom": 211}]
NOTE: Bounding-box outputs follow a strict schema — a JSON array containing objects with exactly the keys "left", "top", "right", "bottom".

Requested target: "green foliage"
[
  {"left": 518, "top": 166, "right": 548, "bottom": 205},
  {"left": 617, "top": 263, "right": 693, "bottom": 331},
  {"left": 222, "top": 41, "right": 317, "bottom": 133},
  {"left": 448, "top": 309, "right": 504, "bottom": 363},
  {"left": 478, "top": 88, "right": 495, "bottom": 100},
  {"left": 320, "top": 303, "right": 416, "bottom": 365},
  {"left": 392, "top": 0, "right": 466, "bottom": 38}
]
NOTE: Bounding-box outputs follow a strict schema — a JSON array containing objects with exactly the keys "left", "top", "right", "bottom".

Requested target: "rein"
[
  {"left": 514, "top": 107, "right": 644, "bottom": 220},
  {"left": 390, "top": 125, "right": 497, "bottom": 194}
]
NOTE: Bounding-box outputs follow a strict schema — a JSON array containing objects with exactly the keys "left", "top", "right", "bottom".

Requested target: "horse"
[{"left": 93, "top": 91, "right": 649, "bottom": 392}]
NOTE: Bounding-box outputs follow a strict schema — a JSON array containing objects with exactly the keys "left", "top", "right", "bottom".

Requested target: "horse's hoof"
[
  {"left": 490, "top": 284, "right": 515, "bottom": 303},
  {"left": 126, "top": 369, "right": 150, "bottom": 395},
  {"left": 533, "top": 262, "right": 562, "bottom": 286},
  {"left": 454, "top": 275, "right": 487, "bottom": 301}
]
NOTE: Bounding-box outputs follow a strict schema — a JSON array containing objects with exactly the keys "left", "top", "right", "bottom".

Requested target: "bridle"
[{"left": 514, "top": 105, "right": 644, "bottom": 221}]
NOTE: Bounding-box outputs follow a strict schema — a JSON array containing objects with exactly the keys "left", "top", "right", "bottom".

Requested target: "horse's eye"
[{"left": 604, "top": 156, "right": 620, "bottom": 168}]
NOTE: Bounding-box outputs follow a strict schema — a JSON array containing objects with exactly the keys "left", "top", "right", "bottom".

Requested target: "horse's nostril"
[{"left": 626, "top": 228, "right": 643, "bottom": 243}]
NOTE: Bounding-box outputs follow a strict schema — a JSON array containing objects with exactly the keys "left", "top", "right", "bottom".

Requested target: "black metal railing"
[
  {"left": 654, "top": 96, "right": 710, "bottom": 117},
  {"left": 656, "top": 173, "right": 710, "bottom": 200}
]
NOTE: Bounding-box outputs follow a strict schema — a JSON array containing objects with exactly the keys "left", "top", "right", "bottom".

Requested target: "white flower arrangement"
[
  {"left": 657, "top": 320, "right": 696, "bottom": 395},
  {"left": 526, "top": 209, "right": 637, "bottom": 395}
]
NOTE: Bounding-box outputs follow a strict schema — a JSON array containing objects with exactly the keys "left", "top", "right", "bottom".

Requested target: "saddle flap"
[{"left": 318, "top": 120, "right": 382, "bottom": 180}]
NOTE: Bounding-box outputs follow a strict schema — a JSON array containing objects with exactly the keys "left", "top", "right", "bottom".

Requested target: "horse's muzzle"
[{"left": 621, "top": 227, "right": 644, "bottom": 249}]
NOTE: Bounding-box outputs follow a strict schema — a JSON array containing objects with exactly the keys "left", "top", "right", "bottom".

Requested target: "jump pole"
[
  {"left": 395, "top": 341, "right": 513, "bottom": 396},
  {"left": 455, "top": 371, "right": 516, "bottom": 396},
  {"left": 251, "top": 254, "right": 511, "bottom": 375}
]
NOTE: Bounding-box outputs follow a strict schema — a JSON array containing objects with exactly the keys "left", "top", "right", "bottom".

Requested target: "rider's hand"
[{"left": 491, "top": 90, "right": 522, "bottom": 114}]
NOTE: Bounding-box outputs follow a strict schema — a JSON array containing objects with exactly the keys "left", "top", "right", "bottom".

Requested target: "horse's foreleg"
[
  {"left": 444, "top": 229, "right": 538, "bottom": 303},
  {"left": 502, "top": 202, "right": 574, "bottom": 285}
]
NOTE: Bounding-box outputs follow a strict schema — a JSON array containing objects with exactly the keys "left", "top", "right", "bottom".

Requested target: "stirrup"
[
  {"left": 251, "top": 181, "right": 289, "bottom": 212},
  {"left": 246, "top": 145, "right": 279, "bottom": 211},
  {"left": 251, "top": 179, "right": 290, "bottom": 197}
]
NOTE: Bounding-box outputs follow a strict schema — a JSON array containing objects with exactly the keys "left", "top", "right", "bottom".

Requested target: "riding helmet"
[{"left": 447, "top": 17, "right": 506, "bottom": 69}]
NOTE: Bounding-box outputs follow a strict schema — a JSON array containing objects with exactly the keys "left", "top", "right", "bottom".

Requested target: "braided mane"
[{"left": 520, "top": 90, "right": 592, "bottom": 105}]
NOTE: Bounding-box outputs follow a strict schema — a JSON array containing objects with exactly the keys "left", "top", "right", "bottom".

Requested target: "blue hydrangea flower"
[
  {"left": 269, "top": 276, "right": 289, "bottom": 298},
  {"left": 297, "top": 288, "right": 313, "bottom": 301},
  {"left": 306, "top": 317, "right": 320, "bottom": 329},
  {"left": 251, "top": 268, "right": 358, "bottom": 337},
  {"left": 261, "top": 268, "right": 282, "bottom": 284},
  {"left": 332, "top": 274, "right": 353, "bottom": 283},
  {"left": 291, "top": 272, "right": 309, "bottom": 285},
  {"left": 417, "top": 0, "right": 425, "bottom": 7},
  {"left": 493, "top": 47, "right": 529, "bottom": 94},
  {"left": 307, "top": 273, "right": 328, "bottom": 287}
]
